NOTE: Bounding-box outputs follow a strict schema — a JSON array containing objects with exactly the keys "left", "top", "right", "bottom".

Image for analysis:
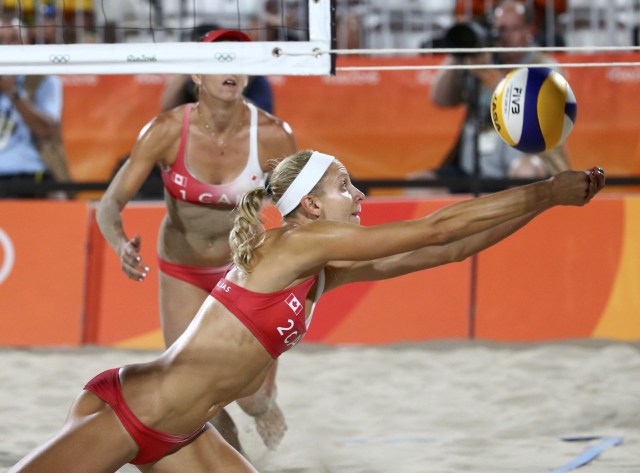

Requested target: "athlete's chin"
[
  {"left": 349, "top": 214, "right": 361, "bottom": 224},
  {"left": 215, "top": 91, "right": 243, "bottom": 102}
]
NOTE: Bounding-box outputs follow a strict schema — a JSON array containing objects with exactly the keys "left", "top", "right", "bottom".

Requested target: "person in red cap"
[
  {"left": 161, "top": 26, "right": 274, "bottom": 114},
  {"left": 201, "top": 29, "right": 252, "bottom": 42},
  {"left": 96, "top": 27, "right": 297, "bottom": 457}
]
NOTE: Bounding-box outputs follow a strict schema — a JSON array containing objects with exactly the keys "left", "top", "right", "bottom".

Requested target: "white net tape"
[
  {"left": 0, "top": 41, "right": 331, "bottom": 75},
  {"left": 0, "top": 0, "right": 334, "bottom": 75}
]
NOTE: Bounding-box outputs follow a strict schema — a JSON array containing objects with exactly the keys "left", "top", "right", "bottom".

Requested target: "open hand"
[{"left": 118, "top": 234, "right": 149, "bottom": 281}]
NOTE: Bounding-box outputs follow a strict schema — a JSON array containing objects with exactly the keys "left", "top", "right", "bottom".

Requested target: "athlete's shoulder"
[
  {"left": 153, "top": 105, "right": 187, "bottom": 130},
  {"left": 254, "top": 107, "right": 297, "bottom": 162},
  {"left": 139, "top": 106, "right": 184, "bottom": 142},
  {"left": 254, "top": 105, "right": 293, "bottom": 134},
  {"left": 131, "top": 106, "right": 185, "bottom": 161}
]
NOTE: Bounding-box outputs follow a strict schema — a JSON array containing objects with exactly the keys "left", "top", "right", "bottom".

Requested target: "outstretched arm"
[
  {"left": 326, "top": 210, "right": 541, "bottom": 288},
  {"left": 279, "top": 168, "right": 604, "bottom": 289}
]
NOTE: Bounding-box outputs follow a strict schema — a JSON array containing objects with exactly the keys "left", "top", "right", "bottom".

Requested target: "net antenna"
[{"left": 0, "top": 0, "right": 335, "bottom": 76}]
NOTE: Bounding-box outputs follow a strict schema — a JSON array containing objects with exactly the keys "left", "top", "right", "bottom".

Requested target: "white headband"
[{"left": 275, "top": 151, "right": 335, "bottom": 216}]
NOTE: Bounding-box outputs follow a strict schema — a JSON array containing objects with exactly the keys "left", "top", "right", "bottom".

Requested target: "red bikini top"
[
  {"left": 160, "top": 102, "right": 264, "bottom": 206},
  {"left": 211, "top": 270, "right": 325, "bottom": 358}
]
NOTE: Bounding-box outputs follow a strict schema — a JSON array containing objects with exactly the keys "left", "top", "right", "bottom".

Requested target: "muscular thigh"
[
  {"left": 139, "top": 425, "right": 257, "bottom": 473},
  {"left": 158, "top": 272, "right": 210, "bottom": 346},
  {"left": 10, "top": 392, "right": 137, "bottom": 473}
]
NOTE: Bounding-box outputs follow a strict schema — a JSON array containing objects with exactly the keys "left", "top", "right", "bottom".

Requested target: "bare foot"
[{"left": 253, "top": 401, "right": 287, "bottom": 450}]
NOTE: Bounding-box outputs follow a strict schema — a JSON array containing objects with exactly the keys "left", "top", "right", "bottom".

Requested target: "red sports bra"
[
  {"left": 160, "top": 102, "right": 264, "bottom": 206},
  {"left": 211, "top": 271, "right": 325, "bottom": 358}
]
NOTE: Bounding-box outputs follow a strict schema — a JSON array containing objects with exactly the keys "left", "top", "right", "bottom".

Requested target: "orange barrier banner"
[
  {"left": 82, "top": 196, "right": 640, "bottom": 348},
  {"left": 61, "top": 74, "right": 169, "bottom": 183},
  {"left": 84, "top": 203, "right": 165, "bottom": 346},
  {"left": 475, "top": 196, "right": 638, "bottom": 341},
  {"left": 0, "top": 201, "right": 89, "bottom": 346},
  {"left": 1, "top": 196, "right": 638, "bottom": 348},
  {"left": 60, "top": 54, "right": 640, "bottom": 187}
]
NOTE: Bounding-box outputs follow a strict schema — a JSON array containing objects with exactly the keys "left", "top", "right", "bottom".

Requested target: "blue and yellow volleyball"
[{"left": 490, "top": 67, "right": 577, "bottom": 153}]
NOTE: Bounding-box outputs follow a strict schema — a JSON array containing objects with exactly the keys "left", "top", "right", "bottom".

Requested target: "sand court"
[{"left": 1, "top": 340, "right": 638, "bottom": 473}]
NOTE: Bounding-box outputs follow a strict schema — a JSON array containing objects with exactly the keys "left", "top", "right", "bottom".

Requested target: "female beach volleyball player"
[
  {"left": 95, "top": 29, "right": 297, "bottom": 452},
  {"left": 12, "top": 150, "right": 604, "bottom": 473}
]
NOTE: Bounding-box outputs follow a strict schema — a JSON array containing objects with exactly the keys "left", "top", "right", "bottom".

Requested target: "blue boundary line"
[
  {"left": 340, "top": 434, "right": 623, "bottom": 471},
  {"left": 549, "top": 436, "right": 623, "bottom": 473}
]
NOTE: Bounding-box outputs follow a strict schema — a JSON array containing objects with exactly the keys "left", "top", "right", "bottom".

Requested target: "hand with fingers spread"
[
  {"left": 118, "top": 234, "right": 150, "bottom": 282},
  {"left": 549, "top": 167, "right": 606, "bottom": 207}
]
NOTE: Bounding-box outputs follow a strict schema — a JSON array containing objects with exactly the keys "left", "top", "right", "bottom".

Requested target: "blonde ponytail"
[
  {"left": 229, "top": 150, "right": 321, "bottom": 273},
  {"left": 230, "top": 187, "right": 267, "bottom": 273}
]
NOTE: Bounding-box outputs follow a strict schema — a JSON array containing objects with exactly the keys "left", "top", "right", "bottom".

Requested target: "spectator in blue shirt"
[{"left": 0, "top": 17, "right": 70, "bottom": 198}]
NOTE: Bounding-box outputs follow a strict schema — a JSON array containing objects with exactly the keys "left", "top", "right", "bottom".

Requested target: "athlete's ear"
[
  {"left": 191, "top": 74, "right": 202, "bottom": 86},
  {"left": 299, "top": 194, "right": 321, "bottom": 218}
]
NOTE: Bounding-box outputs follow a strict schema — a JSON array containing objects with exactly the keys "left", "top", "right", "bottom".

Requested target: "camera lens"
[{"left": 444, "top": 22, "right": 488, "bottom": 57}]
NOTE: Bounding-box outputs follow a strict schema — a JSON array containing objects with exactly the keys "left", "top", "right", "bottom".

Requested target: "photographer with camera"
[{"left": 409, "top": 0, "right": 569, "bottom": 194}]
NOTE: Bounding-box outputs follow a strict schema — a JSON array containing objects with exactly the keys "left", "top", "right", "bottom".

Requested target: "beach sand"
[{"left": 1, "top": 340, "right": 638, "bottom": 473}]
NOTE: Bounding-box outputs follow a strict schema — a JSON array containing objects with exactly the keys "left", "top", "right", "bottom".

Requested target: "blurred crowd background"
[
  {"left": 1, "top": 0, "right": 638, "bottom": 49},
  {"left": 1, "top": 0, "right": 639, "bottom": 194}
]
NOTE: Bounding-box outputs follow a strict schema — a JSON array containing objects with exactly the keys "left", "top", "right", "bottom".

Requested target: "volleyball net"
[
  {"left": 4, "top": 0, "right": 640, "bottom": 76},
  {"left": 0, "top": 0, "right": 336, "bottom": 75}
]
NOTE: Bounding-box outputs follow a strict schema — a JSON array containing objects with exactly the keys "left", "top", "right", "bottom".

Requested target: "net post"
[{"left": 308, "top": 0, "right": 336, "bottom": 74}]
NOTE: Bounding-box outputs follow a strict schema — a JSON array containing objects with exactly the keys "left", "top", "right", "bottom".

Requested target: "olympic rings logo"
[
  {"left": 215, "top": 52, "right": 236, "bottom": 63},
  {"left": 0, "top": 227, "right": 15, "bottom": 285},
  {"left": 49, "top": 55, "right": 70, "bottom": 64}
]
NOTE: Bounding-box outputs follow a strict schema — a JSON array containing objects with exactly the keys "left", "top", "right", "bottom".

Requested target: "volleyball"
[{"left": 490, "top": 67, "right": 577, "bottom": 154}]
